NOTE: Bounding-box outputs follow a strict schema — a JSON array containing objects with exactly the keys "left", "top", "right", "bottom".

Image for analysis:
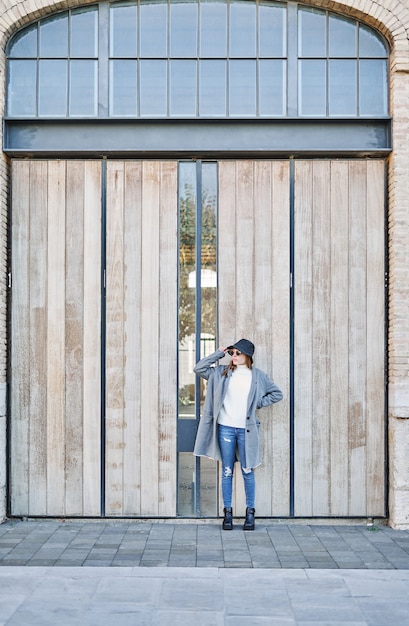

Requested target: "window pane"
[
  {"left": 8, "top": 25, "right": 37, "bottom": 57},
  {"left": 199, "top": 60, "right": 226, "bottom": 116},
  {"left": 110, "top": 60, "right": 137, "bottom": 115},
  {"left": 39, "top": 60, "right": 67, "bottom": 116},
  {"left": 359, "top": 25, "right": 387, "bottom": 57},
  {"left": 299, "top": 8, "right": 326, "bottom": 57},
  {"left": 329, "top": 60, "right": 356, "bottom": 116},
  {"left": 328, "top": 15, "right": 356, "bottom": 57},
  {"left": 7, "top": 60, "right": 37, "bottom": 116},
  {"left": 140, "top": 60, "right": 167, "bottom": 115},
  {"left": 110, "top": 3, "right": 137, "bottom": 58},
  {"left": 259, "top": 3, "right": 286, "bottom": 58},
  {"left": 70, "top": 60, "right": 97, "bottom": 116},
  {"left": 140, "top": 0, "right": 167, "bottom": 57},
  {"left": 359, "top": 60, "right": 387, "bottom": 116},
  {"left": 71, "top": 8, "right": 98, "bottom": 58},
  {"left": 229, "top": 60, "right": 256, "bottom": 116},
  {"left": 39, "top": 14, "right": 68, "bottom": 58},
  {"left": 170, "top": 1, "right": 197, "bottom": 57},
  {"left": 200, "top": 0, "right": 227, "bottom": 58},
  {"left": 259, "top": 60, "right": 286, "bottom": 116},
  {"left": 170, "top": 60, "right": 196, "bottom": 116},
  {"left": 299, "top": 59, "right": 326, "bottom": 116},
  {"left": 229, "top": 0, "right": 256, "bottom": 57}
]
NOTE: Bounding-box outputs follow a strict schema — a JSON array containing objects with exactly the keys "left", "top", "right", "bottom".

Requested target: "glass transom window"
[{"left": 6, "top": 0, "right": 389, "bottom": 119}]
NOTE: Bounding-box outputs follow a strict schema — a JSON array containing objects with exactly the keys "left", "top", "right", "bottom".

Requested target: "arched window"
[{"left": 6, "top": 0, "right": 388, "bottom": 119}]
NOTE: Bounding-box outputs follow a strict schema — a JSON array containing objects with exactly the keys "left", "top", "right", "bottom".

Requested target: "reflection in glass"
[
  {"left": 199, "top": 0, "right": 227, "bottom": 58},
  {"left": 7, "top": 60, "right": 37, "bottom": 116},
  {"left": 178, "top": 161, "right": 218, "bottom": 516},
  {"left": 71, "top": 8, "right": 98, "bottom": 58},
  {"left": 70, "top": 61, "right": 97, "bottom": 116},
  {"left": 140, "top": 60, "right": 167, "bottom": 115},
  {"left": 229, "top": 0, "right": 256, "bottom": 57},
  {"left": 259, "top": 60, "right": 286, "bottom": 116},
  {"left": 229, "top": 60, "right": 256, "bottom": 116},
  {"left": 110, "top": 60, "right": 138, "bottom": 115},
  {"left": 299, "top": 59, "right": 326, "bottom": 116},
  {"left": 170, "top": 60, "right": 197, "bottom": 116},
  {"left": 170, "top": 1, "right": 197, "bottom": 57},
  {"left": 329, "top": 15, "right": 356, "bottom": 57},
  {"left": 299, "top": 8, "right": 326, "bottom": 57},
  {"left": 140, "top": 0, "right": 167, "bottom": 57},
  {"left": 39, "top": 15, "right": 68, "bottom": 58},
  {"left": 39, "top": 60, "right": 67, "bottom": 116},
  {"left": 359, "top": 25, "right": 387, "bottom": 57},
  {"left": 359, "top": 60, "right": 387, "bottom": 116},
  {"left": 8, "top": 25, "right": 37, "bottom": 57},
  {"left": 329, "top": 60, "right": 356, "bottom": 116},
  {"left": 259, "top": 3, "right": 286, "bottom": 58},
  {"left": 110, "top": 3, "right": 137, "bottom": 58},
  {"left": 199, "top": 60, "right": 226, "bottom": 116}
]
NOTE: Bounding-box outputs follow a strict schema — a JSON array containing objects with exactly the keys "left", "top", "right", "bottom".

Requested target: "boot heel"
[
  {"left": 243, "top": 507, "right": 255, "bottom": 531},
  {"left": 222, "top": 507, "right": 233, "bottom": 530}
]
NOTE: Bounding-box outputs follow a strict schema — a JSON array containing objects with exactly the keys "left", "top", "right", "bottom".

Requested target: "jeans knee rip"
[
  {"left": 242, "top": 467, "right": 252, "bottom": 474},
  {"left": 223, "top": 466, "right": 233, "bottom": 478}
]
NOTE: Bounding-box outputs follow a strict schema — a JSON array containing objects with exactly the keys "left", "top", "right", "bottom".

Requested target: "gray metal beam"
[{"left": 3, "top": 118, "right": 391, "bottom": 157}]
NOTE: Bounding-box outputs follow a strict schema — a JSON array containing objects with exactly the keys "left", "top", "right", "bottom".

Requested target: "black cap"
[{"left": 227, "top": 338, "right": 255, "bottom": 358}]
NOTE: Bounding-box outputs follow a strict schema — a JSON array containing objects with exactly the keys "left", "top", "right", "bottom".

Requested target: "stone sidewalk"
[
  {"left": 0, "top": 519, "right": 408, "bottom": 569},
  {"left": 0, "top": 519, "right": 408, "bottom": 625}
]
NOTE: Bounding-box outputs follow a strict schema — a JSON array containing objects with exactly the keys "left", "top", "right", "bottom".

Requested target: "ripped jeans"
[{"left": 218, "top": 424, "right": 255, "bottom": 509}]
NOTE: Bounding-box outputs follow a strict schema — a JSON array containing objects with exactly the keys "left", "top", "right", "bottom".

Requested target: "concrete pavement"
[{"left": 0, "top": 519, "right": 408, "bottom": 625}]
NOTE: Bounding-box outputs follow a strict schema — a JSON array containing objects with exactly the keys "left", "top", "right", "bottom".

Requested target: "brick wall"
[{"left": 0, "top": 0, "right": 408, "bottom": 526}]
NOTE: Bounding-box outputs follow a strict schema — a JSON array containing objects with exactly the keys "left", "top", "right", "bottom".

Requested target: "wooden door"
[
  {"left": 104, "top": 161, "right": 178, "bottom": 516},
  {"left": 218, "top": 160, "right": 291, "bottom": 516},
  {"left": 293, "top": 160, "right": 385, "bottom": 516},
  {"left": 10, "top": 160, "right": 102, "bottom": 516}
]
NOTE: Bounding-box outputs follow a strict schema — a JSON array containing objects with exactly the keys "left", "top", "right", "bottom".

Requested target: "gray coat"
[{"left": 193, "top": 350, "right": 283, "bottom": 468}]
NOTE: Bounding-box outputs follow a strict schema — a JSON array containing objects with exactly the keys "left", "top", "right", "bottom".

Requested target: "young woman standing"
[{"left": 193, "top": 339, "right": 283, "bottom": 531}]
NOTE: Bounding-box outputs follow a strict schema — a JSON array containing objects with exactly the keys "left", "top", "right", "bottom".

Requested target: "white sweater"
[{"left": 218, "top": 365, "right": 252, "bottom": 428}]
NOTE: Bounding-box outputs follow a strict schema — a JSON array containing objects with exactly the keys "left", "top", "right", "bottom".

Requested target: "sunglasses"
[{"left": 228, "top": 349, "right": 242, "bottom": 357}]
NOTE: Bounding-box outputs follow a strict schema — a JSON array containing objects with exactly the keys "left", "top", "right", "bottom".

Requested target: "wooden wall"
[
  {"left": 11, "top": 160, "right": 102, "bottom": 516},
  {"left": 293, "top": 160, "right": 385, "bottom": 516},
  {"left": 218, "top": 160, "right": 291, "bottom": 516},
  {"left": 105, "top": 161, "right": 178, "bottom": 516},
  {"left": 10, "top": 158, "right": 385, "bottom": 518}
]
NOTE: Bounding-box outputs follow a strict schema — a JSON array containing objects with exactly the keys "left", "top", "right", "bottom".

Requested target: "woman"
[{"left": 193, "top": 338, "right": 283, "bottom": 531}]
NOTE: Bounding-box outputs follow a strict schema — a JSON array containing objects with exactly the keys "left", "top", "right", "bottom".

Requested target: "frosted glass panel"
[
  {"left": 299, "top": 8, "right": 326, "bottom": 57},
  {"left": 170, "top": 1, "right": 197, "bottom": 57},
  {"left": 170, "top": 60, "right": 197, "bottom": 116},
  {"left": 329, "top": 60, "right": 356, "bottom": 116},
  {"left": 199, "top": 60, "right": 226, "bottom": 116},
  {"left": 110, "top": 4, "right": 137, "bottom": 57},
  {"left": 329, "top": 15, "right": 356, "bottom": 57},
  {"left": 70, "top": 61, "right": 97, "bottom": 116},
  {"left": 200, "top": 0, "right": 227, "bottom": 58},
  {"left": 7, "top": 60, "right": 37, "bottom": 116},
  {"left": 229, "top": 0, "right": 256, "bottom": 57},
  {"left": 39, "top": 15, "right": 68, "bottom": 58},
  {"left": 359, "top": 60, "right": 387, "bottom": 116},
  {"left": 229, "top": 60, "right": 256, "bottom": 116},
  {"left": 110, "top": 60, "right": 137, "bottom": 116},
  {"left": 39, "top": 60, "right": 67, "bottom": 116},
  {"left": 71, "top": 8, "right": 98, "bottom": 58},
  {"left": 140, "top": 1, "right": 167, "bottom": 57},
  {"left": 140, "top": 60, "right": 167, "bottom": 115},
  {"left": 259, "top": 60, "right": 286, "bottom": 116},
  {"left": 299, "top": 59, "right": 326, "bottom": 116}
]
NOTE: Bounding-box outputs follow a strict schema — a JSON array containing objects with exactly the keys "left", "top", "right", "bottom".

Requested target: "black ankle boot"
[
  {"left": 243, "top": 507, "right": 255, "bottom": 531},
  {"left": 223, "top": 507, "right": 233, "bottom": 530}
]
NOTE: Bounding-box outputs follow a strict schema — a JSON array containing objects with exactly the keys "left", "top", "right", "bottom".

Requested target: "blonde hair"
[{"left": 222, "top": 354, "right": 253, "bottom": 377}]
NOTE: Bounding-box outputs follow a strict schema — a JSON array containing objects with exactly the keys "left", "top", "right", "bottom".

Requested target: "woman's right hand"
[{"left": 218, "top": 346, "right": 227, "bottom": 353}]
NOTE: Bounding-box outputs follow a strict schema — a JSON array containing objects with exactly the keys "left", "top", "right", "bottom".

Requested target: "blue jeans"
[{"left": 218, "top": 424, "right": 255, "bottom": 509}]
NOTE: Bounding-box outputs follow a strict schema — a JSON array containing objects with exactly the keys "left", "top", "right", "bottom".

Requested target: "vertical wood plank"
[
  {"left": 122, "top": 161, "right": 142, "bottom": 515},
  {"left": 294, "top": 160, "right": 314, "bottom": 516},
  {"left": 10, "top": 161, "right": 31, "bottom": 515},
  {"left": 329, "top": 161, "right": 350, "bottom": 515},
  {"left": 106, "top": 161, "right": 125, "bottom": 515},
  {"left": 270, "top": 161, "right": 290, "bottom": 516},
  {"left": 311, "top": 161, "right": 331, "bottom": 515},
  {"left": 140, "top": 161, "right": 160, "bottom": 515},
  {"left": 158, "top": 161, "right": 178, "bottom": 516},
  {"left": 65, "top": 161, "right": 85, "bottom": 516},
  {"left": 82, "top": 161, "right": 102, "bottom": 516},
  {"left": 365, "top": 160, "right": 385, "bottom": 516},
  {"left": 348, "top": 161, "right": 368, "bottom": 515},
  {"left": 28, "top": 161, "right": 48, "bottom": 515},
  {"left": 46, "top": 160, "right": 67, "bottom": 515}
]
